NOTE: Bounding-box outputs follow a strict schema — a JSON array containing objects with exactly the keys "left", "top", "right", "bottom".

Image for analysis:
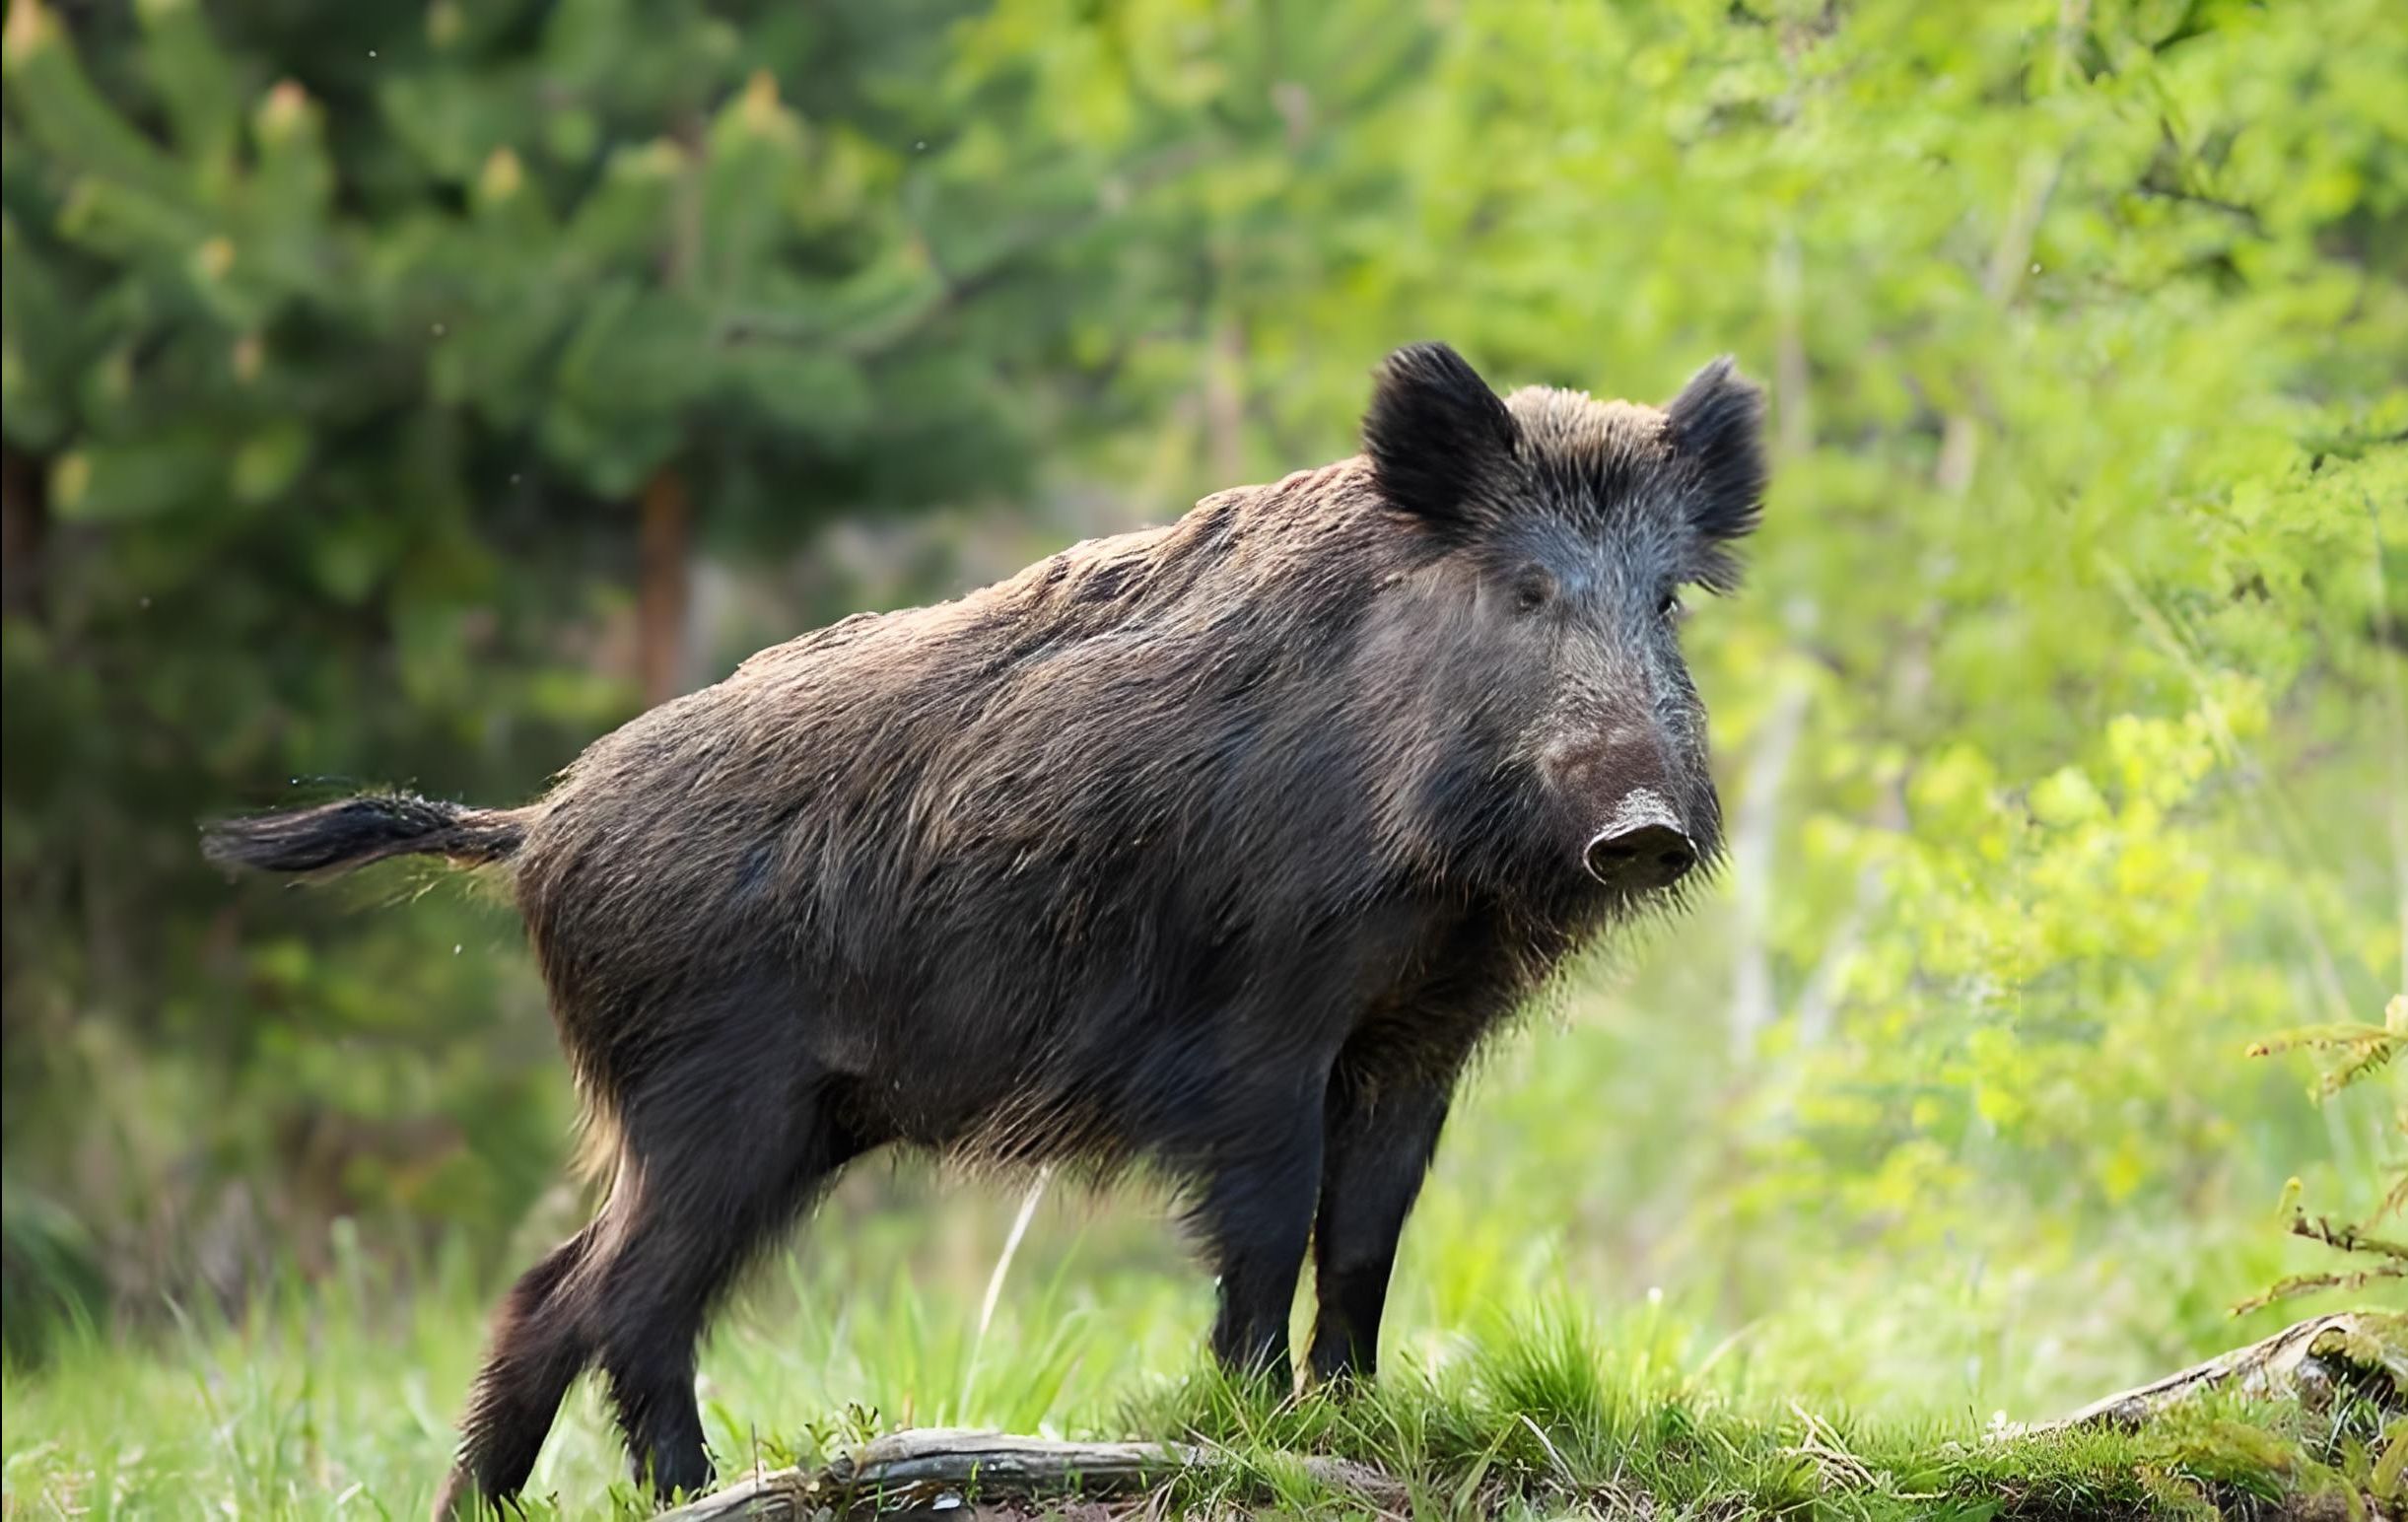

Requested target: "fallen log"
[
  {"left": 1995, "top": 1310, "right": 2404, "bottom": 1437},
  {"left": 654, "top": 1428, "right": 1407, "bottom": 1521},
  {"left": 658, "top": 1311, "right": 2404, "bottom": 1518}
]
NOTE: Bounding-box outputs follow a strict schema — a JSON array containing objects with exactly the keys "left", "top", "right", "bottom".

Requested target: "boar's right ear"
[
  {"left": 1663, "top": 356, "right": 1767, "bottom": 545},
  {"left": 1363, "top": 342, "right": 1518, "bottom": 541}
]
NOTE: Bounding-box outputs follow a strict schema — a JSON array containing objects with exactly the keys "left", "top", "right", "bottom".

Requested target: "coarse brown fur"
[{"left": 204, "top": 343, "right": 1768, "bottom": 1515}]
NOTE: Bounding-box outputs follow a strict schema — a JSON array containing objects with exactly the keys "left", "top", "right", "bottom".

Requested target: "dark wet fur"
[{"left": 204, "top": 344, "right": 1766, "bottom": 1515}]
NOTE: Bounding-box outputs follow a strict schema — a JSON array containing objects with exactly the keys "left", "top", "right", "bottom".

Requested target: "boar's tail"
[{"left": 202, "top": 792, "right": 528, "bottom": 876}]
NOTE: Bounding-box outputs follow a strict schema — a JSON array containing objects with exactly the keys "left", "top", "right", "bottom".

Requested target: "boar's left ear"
[
  {"left": 1663, "top": 356, "right": 1767, "bottom": 550},
  {"left": 1364, "top": 341, "right": 1519, "bottom": 542}
]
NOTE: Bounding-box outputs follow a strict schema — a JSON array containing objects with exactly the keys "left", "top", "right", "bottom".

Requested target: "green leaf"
[
  {"left": 135, "top": 0, "right": 243, "bottom": 177},
  {"left": 49, "top": 429, "right": 221, "bottom": 521},
  {"left": 229, "top": 422, "right": 310, "bottom": 505}
]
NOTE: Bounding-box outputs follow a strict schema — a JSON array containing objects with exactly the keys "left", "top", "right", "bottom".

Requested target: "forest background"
[{"left": 2, "top": 0, "right": 2401, "bottom": 1511}]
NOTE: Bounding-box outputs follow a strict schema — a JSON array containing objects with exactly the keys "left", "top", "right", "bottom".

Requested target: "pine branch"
[
  {"left": 2289, "top": 1212, "right": 2408, "bottom": 1263},
  {"left": 2230, "top": 1264, "right": 2404, "bottom": 1318}
]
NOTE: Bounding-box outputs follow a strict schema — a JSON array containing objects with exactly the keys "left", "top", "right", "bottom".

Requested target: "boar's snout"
[{"left": 1582, "top": 788, "right": 1697, "bottom": 891}]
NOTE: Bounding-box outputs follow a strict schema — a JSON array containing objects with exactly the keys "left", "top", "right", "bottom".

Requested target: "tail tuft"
[{"left": 202, "top": 792, "right": 525, "bottom": 876}]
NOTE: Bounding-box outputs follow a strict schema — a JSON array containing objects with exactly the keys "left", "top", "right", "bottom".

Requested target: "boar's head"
[{"left": 1359, "top": 342, "right": 1765, "bottom": 909}]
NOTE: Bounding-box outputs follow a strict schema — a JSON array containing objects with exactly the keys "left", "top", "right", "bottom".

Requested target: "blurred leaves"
[
  {"left": 1, "top": 0, "right": 2402, "bottom": 1377},
  {"left": 0, "top": 0, "right": 1147, "bottom": 1315}
]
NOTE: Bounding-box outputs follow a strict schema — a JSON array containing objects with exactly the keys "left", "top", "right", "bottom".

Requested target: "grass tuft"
[{"left": 1120, "top": 1303, "right": 2395, "bottom": 1520}]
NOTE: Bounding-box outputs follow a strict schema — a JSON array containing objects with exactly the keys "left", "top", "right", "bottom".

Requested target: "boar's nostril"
[
  {"left": 1583, "top": 792, "right": 1697, "bottom": 892},
  {"left": 1584, "top": 824, "right": 1696, "bottom": 889}
]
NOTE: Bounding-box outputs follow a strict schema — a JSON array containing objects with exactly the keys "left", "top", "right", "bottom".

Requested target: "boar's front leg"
[
  {"left": 1193, "top": 1082, "right": 1327, "bottom": 1383},
  {"left": 1305, "top": 1067, "right": 1454, "bottom": 1386}
]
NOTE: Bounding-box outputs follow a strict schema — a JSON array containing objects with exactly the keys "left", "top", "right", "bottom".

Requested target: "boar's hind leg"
[
  {"left": 1306, "top": 1069, "right": 1454, "bottom": 1387},
  {"left": 585, "top": 1057, "right": 874, "bottom": 1502},
  {"left": 1194, "top": 1085, "right": 1327, "bottom": 1383},
  {"left": 435, "top": 1226, "right": 601, "bottom": 1517}
]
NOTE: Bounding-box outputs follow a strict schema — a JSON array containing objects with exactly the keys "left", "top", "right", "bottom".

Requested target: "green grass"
[
  {"left": 1141, "top": 1312, "right": 2401, "bottom": 1521},
  {"left": 5, "top": 1226, "right": 2395, "bottom": 1521}
]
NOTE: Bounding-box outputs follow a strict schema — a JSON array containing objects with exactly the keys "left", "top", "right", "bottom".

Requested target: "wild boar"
[{"left": 205, "top": 342, "right": 1766, "bottom": 1513}]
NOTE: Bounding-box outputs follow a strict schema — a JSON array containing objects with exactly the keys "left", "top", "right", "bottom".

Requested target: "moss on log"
[{"left": 656, "top": 1311, "right": 2405, "bottom": 1519}]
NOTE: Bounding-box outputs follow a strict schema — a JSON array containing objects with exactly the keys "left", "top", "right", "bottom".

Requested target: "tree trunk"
[
  {"left": 638, "top": 466, "right": 691, "bottom": 708},
  {"left": 1, "top": 442, "right": 45, "bottom": 621}
]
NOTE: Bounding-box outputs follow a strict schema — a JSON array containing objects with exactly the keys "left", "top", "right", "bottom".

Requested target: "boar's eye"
[{"left": 1511, "top": 567, "right": 1556, "bottom": 614}]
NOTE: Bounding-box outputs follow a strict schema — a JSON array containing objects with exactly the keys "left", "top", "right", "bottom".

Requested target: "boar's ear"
[
  {"left": 1364, "top": 342, "right": 1519, "bottom": 541},
  {"left": 1663, "top": 356, "right": 1767, "bottom": 550}
]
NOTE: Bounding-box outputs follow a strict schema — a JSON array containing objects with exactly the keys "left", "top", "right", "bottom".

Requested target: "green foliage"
[
  {"left": 2, "top": 0, "right": 2403, "bottom": 1507},
  {"left": 0, "top": 0, "right": 1203, "bottom": 1313},
  {"left": 2239, "top": 995, "right": 2408, "bottom": 1314}
]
